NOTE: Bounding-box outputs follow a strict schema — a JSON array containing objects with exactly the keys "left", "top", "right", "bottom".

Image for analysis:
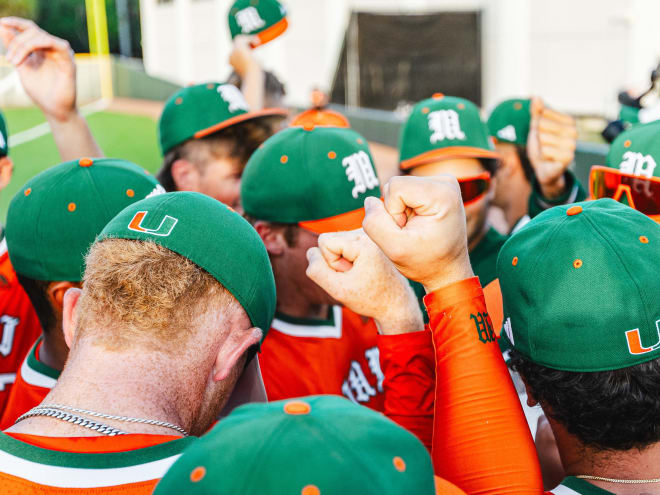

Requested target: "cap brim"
[
  {"left": 251, "top": 17, "right": 288, "bottom": 47},
  {"left": 194, "top": 107, "right": 289, "bottom": 140},
  {"left": 217, "top": 356, "right": 267, "bottom": 419},
  {"left": 299, "top": 206, "right": 367, "bottom": 234},
  {"left": 400, "top": 146, "right": 501, "bottom": 171}
]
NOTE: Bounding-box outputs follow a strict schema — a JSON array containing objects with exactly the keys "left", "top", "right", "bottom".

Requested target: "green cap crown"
[
  {"left": 153, "top": 395, "right": 435, "bottom": 495},
  {"left": 7, "top": 158, "right": 163, "bottom": 281},
  {"left": 399, "top": 94, "right": 498, "bottom": 170},
  {"left": 97, "top": 191, "right": 276, "bottom": 337},
  {"left": 497, "top": 199, "right": 660, "bottom": 372},
  {"left": 158, "top": 82, "right": 286, "bottom": 155},
  {"left": 487, "top": 98, "right": 531, "bottom": 146},
  {"left": 605, "top": 120, "right": 660, "bottom": 179},
  {"left": 241, "top": 126, "right": 380, "bottom": 228},
  {"left": 228, "top": 0, "right": 287, "bottom": 41},
  {"left": 0, "top": 111, "right": 9, "bottom": 157}
]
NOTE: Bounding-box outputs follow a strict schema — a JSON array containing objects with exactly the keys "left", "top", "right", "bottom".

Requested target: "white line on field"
[{"left": 8, "top": 99, "right": 110, "bottom": 147}]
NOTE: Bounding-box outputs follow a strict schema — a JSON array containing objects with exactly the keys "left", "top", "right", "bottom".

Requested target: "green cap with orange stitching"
[
  {"left": 228, "top": 0, "right": 288, "bottom": 46},
  {"left": 97, "top": 191, "right": 276, "bottom": 338},
  {"left": 153, "top": 395, "right": 436, "bottom": 495},
  {"left": 487, "top": 98, "right": 531, "bottom": 146},
  {"left": 241, "top": 125, "right": 380, "bottom": 233},
  {"left": 604, "top": 120, "right": 660, "bottom": 179},
  {"left": 497, "top": 199, "right": 660, "bottom": 372},
  {"left": 399, "top": 94, "right": 499, "bottom": 171},
  {"left": 6, "top": 158, "right": 163, "bottom": 282},
  {"left": 158, "top": 82, "right": 287, "bottom": 155}
]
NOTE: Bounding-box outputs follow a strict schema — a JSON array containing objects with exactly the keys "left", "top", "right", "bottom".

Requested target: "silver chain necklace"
[
  {"left": 15, "top": 404, "right": 189, "bottom": 437},
  {"left": 576, "top": 474, "right": 660, "bottom": 484}
]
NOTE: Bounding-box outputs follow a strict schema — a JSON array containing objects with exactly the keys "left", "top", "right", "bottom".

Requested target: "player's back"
[
  {"left": 0, "top": 239, "right": 42, "bottom": 415},
  {"left": 259, "top": 306, "right": 385, "bottom": 411},
  {"left": 0, "top": 431, "right": 194, "bottom": 494}
]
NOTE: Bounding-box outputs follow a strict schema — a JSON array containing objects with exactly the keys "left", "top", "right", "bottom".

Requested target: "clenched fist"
[
  {"left": 527, "top": 97, "right": 578, "bottom": 199},
  {"left": 362, "top": 175, "right": 474, "bottom": 293},
  {"left": 306, "top": 229, "right": 424, "bottom": 335}
]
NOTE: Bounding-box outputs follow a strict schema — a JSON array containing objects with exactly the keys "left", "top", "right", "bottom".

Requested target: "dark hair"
[
  {"left": 227, "top": 70, "right": 286, "bottom": 106},
  {"left": 514, "top": 146, "right": 535, "bottom": 182},
  {"left": 157, "top": 120, "right": 274, "bottom": 192},
  {"left": 480, "top": 158, "right": 499, "bottom": 176},
  {"left": 15, "top": 273, "right": 54, "bottom": 333},
  {"left": 509, "top": 349, "right": 660, "bottom": 451}
]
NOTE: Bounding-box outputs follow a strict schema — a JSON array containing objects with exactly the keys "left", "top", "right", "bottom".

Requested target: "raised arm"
[
  {"left": 363, "top": 175, "right": 543, "bottom": 494},
  {"left": 0, "top": 17, "right": 103, "bottom": 160}
]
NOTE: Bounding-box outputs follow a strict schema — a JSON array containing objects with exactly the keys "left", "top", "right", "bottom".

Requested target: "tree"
[{"left": 0, "top": 0, "right": 37, "bottom": 18}]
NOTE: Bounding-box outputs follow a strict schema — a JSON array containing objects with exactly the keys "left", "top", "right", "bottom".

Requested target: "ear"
[
  {"left": 47, "top": 281, "right": 80, "bottom": 315},
  {"left": 170, "top": 159, "right": 202, "bottom": 192},
  {"left": 0, "top": 157, "right": 13, "bottom": 191},
  {"left": 62, "top": 287, "right": 82, "bottom": 349},
  {"left": 212, "top": 327, "right": 263, "bottom": 382},
  {"left": 254, "top": 220, "right": 288, "bottom": 256}
]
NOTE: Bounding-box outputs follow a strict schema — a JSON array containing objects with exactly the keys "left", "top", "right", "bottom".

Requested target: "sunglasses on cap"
[
  {"left": 458, "top": 172, "right": 491, "bottom": 205},
  {"left": 590, "top": 166, "right": 660, "bottom": 221}
]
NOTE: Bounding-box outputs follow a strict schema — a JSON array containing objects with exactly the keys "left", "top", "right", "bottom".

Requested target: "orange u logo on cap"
[
  {"left": 128, "top": 211, "right": 178, "bottom": 237},
  {"left": 625, "top": 321, "right": 660, "bottom": 355}
]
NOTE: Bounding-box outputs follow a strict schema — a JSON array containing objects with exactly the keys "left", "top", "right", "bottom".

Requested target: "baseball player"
[
  {"left": 399, "top": 94, "right": 581, "bottom": 286},
  {"left": 590, "top": 119, "right": 660, "bottom": 222},
  {"left": 487, "top": 98, "right": 585, "bottom": 234},
  {"left": 241, "top": 124, "right": 435, "bottom": 448},
  {"left": 0, "top": 18, "right": 104, "bottom": 415},
  {"left": 500, "top": 199, "right": 660, "bottom": 493},
  {"left": 156, "top": 81, "right": 286, "bottom": 209},
  {"left": 0, "top": 191, "right": 276, "bottom": 493},
  {"left": 0, "top": 158, "right": 164, "bottom": 429}
]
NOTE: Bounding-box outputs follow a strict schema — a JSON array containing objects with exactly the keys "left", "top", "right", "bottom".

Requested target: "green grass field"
[{"left": 0, "top": 106, "right": 162, "bottom": 221}]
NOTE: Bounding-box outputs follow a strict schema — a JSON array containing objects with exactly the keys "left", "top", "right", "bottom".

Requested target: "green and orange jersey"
[
  {"left": 258, "top": 306, "right": 435, "bottom": 451},
  {"left": 0, "top": 337, "right": 57, "bottom": 430},
  {"left": 0, "top": 431, "right": 194, "bottom": 493},
  {"left": 0, "top": 235, "right": 42, "bottom": 416},
  {"left": 547, "top": 478, "right": 617, "bottom": 495}
]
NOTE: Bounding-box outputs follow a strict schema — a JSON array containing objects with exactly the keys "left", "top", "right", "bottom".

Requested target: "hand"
[
  {"left": 0, "top": 17, "right": 76, "bottom": 122},
  {"left": 229, "top": 35, "right": 260, "bottom": 77},
  {"left": 362, "top": 175, "right": 474, "bottom": 294},
  {"left": 527, "top": 97, "right": 578, "bottom": 199},
  {"left": 306, "top": 229, "right": 424, "bottom": 335}
]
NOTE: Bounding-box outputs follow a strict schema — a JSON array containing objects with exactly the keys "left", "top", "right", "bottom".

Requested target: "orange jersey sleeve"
[
  {"left": 259, "top": 306, "right": 384, "bottom": 411},
  {"left": 378, "top": 330, "right": 434, "bottom": 452},
  {"left": 425, "top": 277, "right": 542, "bottom": 494},
  {"left": 0, "top": 248, "right": 42, "bottom": 416}
]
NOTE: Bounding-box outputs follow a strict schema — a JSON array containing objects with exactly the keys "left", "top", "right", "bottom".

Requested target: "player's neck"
[
  {"left": 10, "top": 340, "right": 204, "bottom": 437},
  {"left": 39, "top": 325, "right": 69, "bottom": 371},
  {"left": 556, "top": 423, "right": 660, "bottom": 493},
  {"left": 275, "top": 297, "right": 331, "bottom": 321}
]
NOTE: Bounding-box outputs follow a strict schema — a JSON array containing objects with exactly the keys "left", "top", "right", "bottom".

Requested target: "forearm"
[
  {"left": 241, "top": 66, "right": 265, "bottom": 111},
  {"left": 47, "top": 110, "right": 103, "bottom": 161},
  {"left": 426, "top": 277, "right": 542, "bottom": 494},
  {"left": 378, "top": 330, "right": 435, "bottom": 452}
]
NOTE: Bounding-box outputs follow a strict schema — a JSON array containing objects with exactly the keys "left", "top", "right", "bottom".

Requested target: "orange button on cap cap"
[
  {"left": 284, "top": 400, "right": 311, "bottom": 415},
  {"left": 567, "top": 205, "right": 582, "bottom": 216},
  {"left": 78, "top": 158, "right": 93, "bottom": 167},
  {"left": 432, "top": 92, "right": 444, "bottom": 100},
  {"left": 303, "top": 122, "right": 315, "bottom": 131}
]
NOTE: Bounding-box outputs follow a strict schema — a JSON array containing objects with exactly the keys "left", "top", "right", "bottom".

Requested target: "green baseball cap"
[
  {"left": 97, "top": 191, "right": 276, "bottom": 337},
  {"left": 497, "top": 199, "right": 660, "bottom": 372},
  {"left": 228, "top": 0, "right": 288, "bottom": 46},
  {"left": 399, "top": 94, "right": 499, "bottom": 171},
  {"left": 158, "top": 82, "right": 287, "bottom": 155},
  {"left": 153, "top": 395, "right": 436, "bottom": 495},
  {"left": 242, "top": 125, "right": 381, "bottom": 233},
  {"left": 0, "top": 110, "right": 8, "bottom": 157},
  {"left": 604, "top": 120, "right": 660, "bottom": 179},
  {"left": 6, "top": 158, "right": 163, "bottom": 282},
  {"left": 487, "top": 98, "right": 531, "bottom": 146}
]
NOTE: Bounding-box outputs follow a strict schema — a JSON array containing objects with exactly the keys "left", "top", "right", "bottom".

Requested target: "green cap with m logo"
[{"left": 97, "top": 192, "right": 276, "bottom": 339}]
